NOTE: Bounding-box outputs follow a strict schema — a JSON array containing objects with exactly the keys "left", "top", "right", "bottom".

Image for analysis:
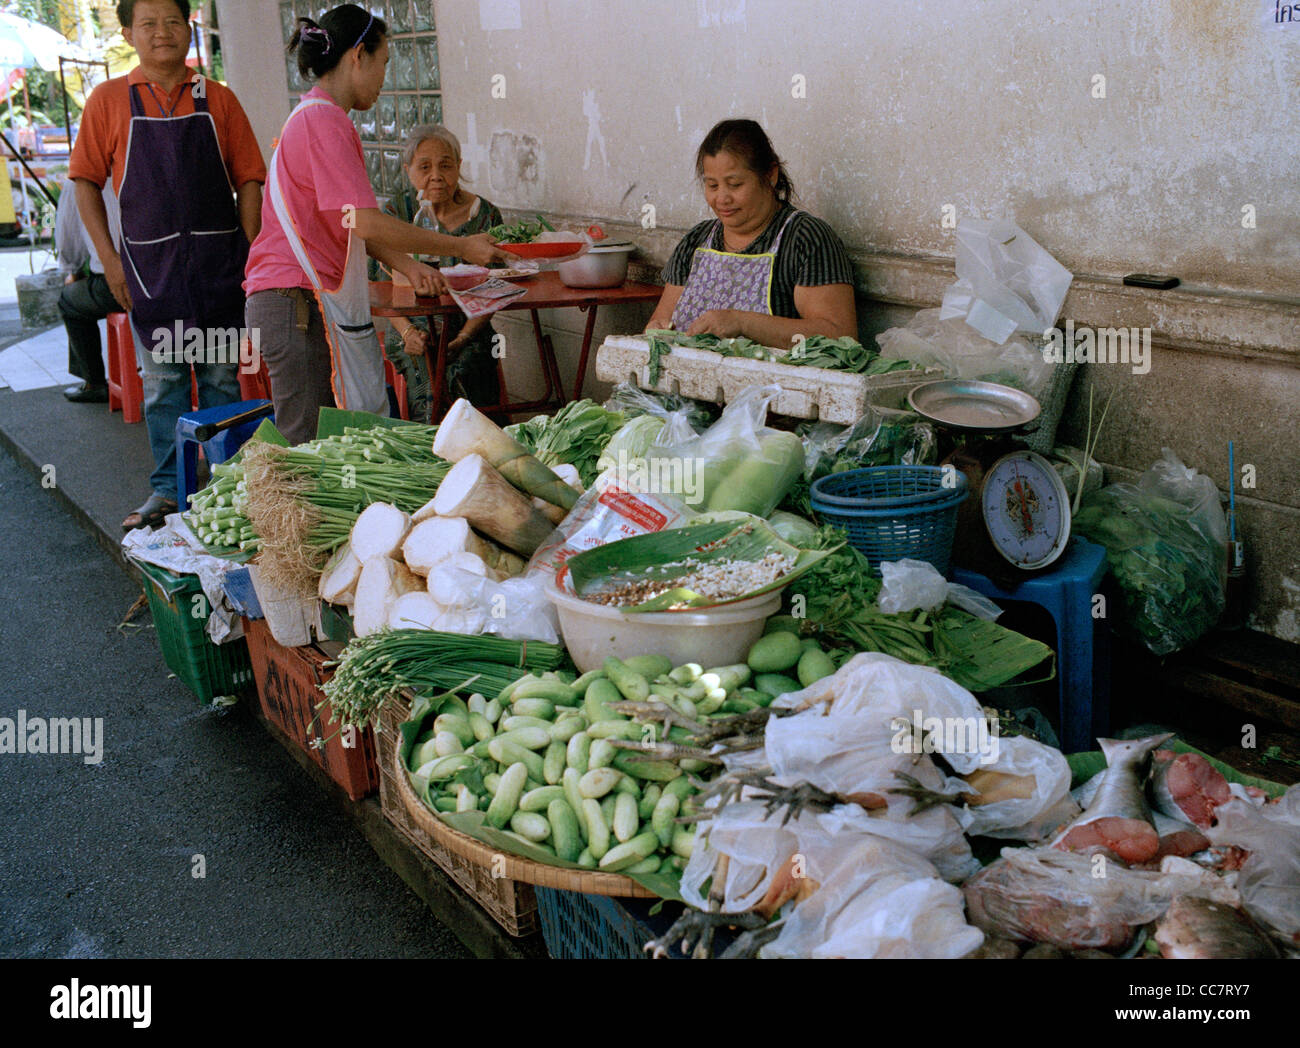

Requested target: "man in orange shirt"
[{"left": 71, "top": 0, "right": 267, "bottom": 530}]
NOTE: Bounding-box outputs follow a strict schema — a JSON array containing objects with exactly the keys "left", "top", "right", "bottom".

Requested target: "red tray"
[{"left": 501, "top": 241, "right": 585, "bottom": 258}]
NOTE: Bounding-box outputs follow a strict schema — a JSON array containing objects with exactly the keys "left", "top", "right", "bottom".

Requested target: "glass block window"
[{"left": 278, "top": 1, "right": 443, "bottom": 200}]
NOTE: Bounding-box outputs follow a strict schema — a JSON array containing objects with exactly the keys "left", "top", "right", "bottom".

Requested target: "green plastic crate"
[{"left": 137, "top": 559, "right": 255, "bottom": 704}]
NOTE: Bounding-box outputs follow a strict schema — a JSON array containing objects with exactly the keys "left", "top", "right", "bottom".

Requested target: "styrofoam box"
[{"left": 594, "top": 335, "right": 937, "bottom": 424}]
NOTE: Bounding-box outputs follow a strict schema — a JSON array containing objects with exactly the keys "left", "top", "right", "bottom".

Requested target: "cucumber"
[
  {"left": 548, "top": 798, "right": 583, "bottom": 863},
  {"left": 603, "top": 656, "right": 650, "bottom": 701},
  {"left": 566, "top": 731, "right": 591, "bottom": 773},
  {"left": 668, "top": 663, "right": 703, "bottom": 684},
  {"left": 471, "top": 739, "right": 494, "bottom": 759},
  {"left": 548, "top": 715, "right": 587, "bottom": 743},
  {"left": 651, "top": 791, "right": 680, "bottom": 847},
  {"left": 543, "top": 740, "right": 566, "bottom": 785},
  {"left": 583, "top": 798, "right": 610, "bottom": 860},
  {"left": 613, "top": 773, "right": 640, "bottom": 798},
  {"left": 433, "top": 713, "right": 476, "bottom": 748},
  {"left": 705, "top": 664, "right": 751, "bottom": 692},
  {"left": 409, "top": 737, "right": 440, "bottom": 770},
  {"left": 484, "top": 772, "right": 502, "bottom": 795},
  {"left": 612, "top": 792, "right": 639, "bottom": 843},
  {"left": 587, "top": 720, "right": 646, "bottom": 741},
  {"left": 501, "top": 715, "right": 553, "bottom": 732},
  {"left": 721, "top": 696, "right": 758, "bottom": 715},
  {"left": 467, "top": 693, "right": 488, "bottom": 717},
  {"left": 578, "top": 767, "right": 622, "bottom": 799},
  {"left": 422, "top": 753, "right": 474, "bottom": 780},
  {"left": 496, "top": 726, "right": 551, "bottom": 751},
  {"left": 613, "top": 750, "right": 682, "bottom": 782},
  {"left": 509, "top": 811, "right": 551, "bottom": 842},
  {"left": 664, "top": 776, "right": 695, "bottom": 801},
  {"left": 486, "top": 762, "right": 528, "bottom": 829},
  {"left": 570, "top": 669, "right": 606, "bottom": 696},
  {"left": 483, "top": 698, "right": 503, "bottom": 724},
  {"left": 622, "top": 654, "right": 673, "bottom": 680},
  {"left": 746, "top": 631, "right": 802, "bottom": 674},
  {"left": 433, "top": 731, "right": 464, "bottom": 757},
  {"left": 797, "top": 647, "right": 837, "bottom": 687},
  {"left": 563, "top": 767, "right": 589, "bottom": 842},
  {"left": 624, "top": 856, "right": 660, "bottom": 875},
  {"left": 739, "top": 687, "right": 775, "bottom": 708},
  {"left": 434, "top": 796, "right": 458, "bottom": 813},
  {"left": 468, "top": 712, "right": 495, "bottom": 742},
  {"left": 511, "top": 678, "right": 578, "bottom": 707},
  {"left": 637, "top": 784, "right": 663, "bottom": 821},
  {"left": 503, "top": 831, "right": 555, "bottom": 856},
  {"left": 600, "top": 793, "right": 618, "bottom": 827},
  {"left": 511, "top": 698, "right": 556, "bottom": 720},
  {"left": 754, "top": 672, "right": 802, "bottom": 699},
  {"left": 670, "top": 826, "right": 696, "bottom": 858},
  {"left": 598, "top": 831, "right": 659, "bottom": 871},
  {"left": 438, "top": 694, "right": 471, "bottom": 718},
  {"left": 519, "top": 785, "right": 566, "bottom": 812},
  {"left": 456, "top": 787, "right": 479, "bottom": 813},
  {"left": 582, "top": 678, "right": 626, "bottom": 723},
  {"left": 588, "top": 738, "right": 616, "bottom": 770},
  {"left": 577, "top": 848, "right": 597, "bottom": 869},
  {"left": 488, "top": 738, "right": 546, "bottom": 781}
]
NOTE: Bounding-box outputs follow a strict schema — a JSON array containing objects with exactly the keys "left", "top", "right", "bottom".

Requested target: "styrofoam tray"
[{"left": 594, "top": 335, "right": 937, "bottom": 424}]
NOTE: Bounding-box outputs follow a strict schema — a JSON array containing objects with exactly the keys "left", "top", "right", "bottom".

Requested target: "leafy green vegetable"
[
  {"left": 505, "top": 400, "right": 626, "bottom": 488},
  {"left": 642, "top": 329, "right": 912, "bottom": 383},
  {"left": 1073, "top": 485, "right": 1224, "bottom": 656},
  {"left": 787, "top": 526, "right": 1055, "bottom": 692},
  {"left": 486, "top": 214, "right": 555, "bottom": 243}
]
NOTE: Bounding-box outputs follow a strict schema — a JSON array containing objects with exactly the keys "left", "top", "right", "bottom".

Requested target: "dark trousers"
[
  {"left": 57, "top": 273, "right": 117, "bottom": 386},
  {"left": 246, "top": 288, "right": 336, "bottom": 446}
]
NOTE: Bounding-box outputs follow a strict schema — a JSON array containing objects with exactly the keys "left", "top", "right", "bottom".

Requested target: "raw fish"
[
  {"left": 1148, "top": 749, "right": 1231, "bottom": 829},
  {"left": 1053, "top": 734, "right": 1172, "bottom": 864},
  {"left": 1154, "top": 896, "right": 1280, "bottom": 959}
]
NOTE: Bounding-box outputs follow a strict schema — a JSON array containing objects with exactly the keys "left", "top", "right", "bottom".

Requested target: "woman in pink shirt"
[{"left": 245, "top": 4, "right": 506, "bottom": 442}]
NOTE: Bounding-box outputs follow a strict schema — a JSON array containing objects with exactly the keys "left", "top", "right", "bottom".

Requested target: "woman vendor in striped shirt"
[{"left": 645, "top": 119, "right": 858, "bottom": 347}]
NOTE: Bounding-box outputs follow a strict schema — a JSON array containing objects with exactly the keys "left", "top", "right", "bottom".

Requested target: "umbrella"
[{"left": 0, "top": 12, "right": 94, "bottom": 72}]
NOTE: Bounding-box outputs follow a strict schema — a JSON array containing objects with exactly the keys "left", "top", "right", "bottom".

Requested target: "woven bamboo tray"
[{"left": 394, "top": 746, "right": 657, "bottom": 898}]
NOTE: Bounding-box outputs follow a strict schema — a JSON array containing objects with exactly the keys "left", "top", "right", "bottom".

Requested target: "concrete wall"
[
  {"left": 215, "top": 0, "right": 1300, "bottom": 641},
  {"left": 213, "top": 0, "right": 291, "bottom": 160}
]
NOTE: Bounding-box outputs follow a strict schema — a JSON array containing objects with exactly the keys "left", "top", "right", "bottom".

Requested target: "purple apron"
[
  {"left": 118, "top": 77, "right": 248, "bottom": 342},
  {"left": 670, "top": 209, "right": 799, "bottom": 331}
]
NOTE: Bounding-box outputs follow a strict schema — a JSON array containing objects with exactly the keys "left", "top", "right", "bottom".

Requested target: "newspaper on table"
[
  {"left": 447, "top": 276, "right": 528, "bottom": 319},
  {"left": 121, "top": 513, "right": 244, "bottom": 644}
]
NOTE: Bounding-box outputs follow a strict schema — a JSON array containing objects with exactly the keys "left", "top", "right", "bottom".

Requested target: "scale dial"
[{"left": 981, "top": 451, "right": 1071, "bottom": 569}]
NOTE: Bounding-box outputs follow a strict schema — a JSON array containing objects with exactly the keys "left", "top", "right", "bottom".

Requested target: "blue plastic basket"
[
  {"left": 535, "top": 888, "right": 660, "bottom": 959},
  {"left": 810, "top": 466, "right": 968, "bottom": 575}
]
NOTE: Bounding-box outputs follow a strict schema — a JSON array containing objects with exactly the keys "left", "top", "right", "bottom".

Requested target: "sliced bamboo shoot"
[
  {"left": 411, "top": 494, "right": 440, "bottom": 523},
  {"left": 353, "top": 557, "right": 400, "bottom": 638},
  {"left": 350, "top": 502, "right": 412, "bottom": 561},
  {"left": 432, "top": 455, "right": 556, "bottom": 556},
  {"left": 386, "top": 591, "right": 445, "bottom": 631},
  {"left": 432, "top": 398, "right": 578, "bottom": 511},
  {"left": 318, "top": 541, "right": 362, "bottom": 604},
  {"left": 552, "top": 462, "right": 584, "bottom": 492}
]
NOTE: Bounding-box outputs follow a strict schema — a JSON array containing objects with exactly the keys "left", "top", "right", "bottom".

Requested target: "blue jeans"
[{"left": 133, "top": 321, "right": 241, "bottom": 502}]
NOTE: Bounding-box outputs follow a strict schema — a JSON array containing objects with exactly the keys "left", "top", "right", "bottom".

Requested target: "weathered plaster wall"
[{"left": 213, "top": 0, "right": 290, "bottom": 161}]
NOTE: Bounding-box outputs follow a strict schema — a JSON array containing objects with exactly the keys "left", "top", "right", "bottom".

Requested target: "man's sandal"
[{"left": 122, "top": 494, "right": 179, "bottom": 532}]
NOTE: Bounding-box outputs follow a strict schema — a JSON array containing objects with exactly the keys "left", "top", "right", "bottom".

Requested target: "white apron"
[{"left": 267, "top": 97, "right": 388, "bottom": 416}]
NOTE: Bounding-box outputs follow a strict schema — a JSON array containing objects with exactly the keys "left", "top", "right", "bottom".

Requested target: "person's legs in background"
[
  {"left": 246, "top": 289, "right": 335, "bottom": 446},
  {"left": 58, "top": 274, "right": 118, "bottom": 401}
]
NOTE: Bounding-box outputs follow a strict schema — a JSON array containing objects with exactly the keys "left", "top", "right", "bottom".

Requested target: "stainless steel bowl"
[{"left": 557, "top": 243, "right": 634, "bottom": 288}]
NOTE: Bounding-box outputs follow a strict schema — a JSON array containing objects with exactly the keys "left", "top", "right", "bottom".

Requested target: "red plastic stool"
[
  {"left": 238, "top": 348, "right": 272, "bottom": 401},
  {"left": 106, "top": 312, "right": 144, "bottom": 423}
]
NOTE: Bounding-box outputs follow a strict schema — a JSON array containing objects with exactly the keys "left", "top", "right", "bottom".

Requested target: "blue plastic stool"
[
  {"left": 952, "top": 536, "right": 1109, "bottom": 754},
  {"left": 175, "top": 399, "right": 274, "bottom": 509}
]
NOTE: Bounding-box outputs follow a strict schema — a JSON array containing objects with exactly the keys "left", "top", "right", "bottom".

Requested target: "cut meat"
[
  {"left": 1149, "top": 750, "right": 1231, "bottom": 829},
  {"left": 1055, "top": 817, "right": 1161, "bottom": 864}
]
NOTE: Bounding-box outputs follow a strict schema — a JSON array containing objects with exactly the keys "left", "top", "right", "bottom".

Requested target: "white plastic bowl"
[
  {"left": 557, "top": 243, "right": 634, "bottom": 288},
  {"left": 547, "top": 575, "right": 782, "bottom": 673}
]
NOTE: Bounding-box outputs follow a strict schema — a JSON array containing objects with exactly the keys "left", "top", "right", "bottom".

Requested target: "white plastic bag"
[
  {"left": 938, "top": 218, "right": 1073, "bottom": 344},
  {"left": 875, "top": 309, "right": 1054, "bottom": 401},
  {"left": 877, "top": 558, "right": 1004, "bottom": 621},
  {"left": 1206, "top": 785, "right": 1300, "bottom": 948}
]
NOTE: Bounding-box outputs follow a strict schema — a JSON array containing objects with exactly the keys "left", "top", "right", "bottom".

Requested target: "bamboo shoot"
[
  {"left": 318, "top": 542, "right": 362, "bottom": 604},
  {"left": 432, "top": 398, "right": 579, "bottom": 511},
  {"left": 432, "top": 455, "right": 556, "bottom": 556}
]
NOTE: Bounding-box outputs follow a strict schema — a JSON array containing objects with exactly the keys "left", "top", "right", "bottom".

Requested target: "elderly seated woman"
[
  {"left": 646, "top": 118, "right": 858, "bottom": 347},
  {"left": 371, "top": 124, "right": 504, "bottom": 420}
]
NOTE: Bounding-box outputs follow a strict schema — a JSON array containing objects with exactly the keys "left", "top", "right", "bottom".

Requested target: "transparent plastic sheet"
[
  {"left": 1048, "top": 444, "right": 1104, "bottom": 504},
  {"left": 875, "top": 308, "right": 1055, "bottom": 401},
  {"left": 602, "top": 383, "right": 717, "bottom": 436},
  {"left": 1206, "top": 784, "right": 1300, "bottom": 948},
  {"left": 798, "top": 408, "right": 938, "bottom": 483},
  {"left": 877, "top": 558, "right": 1004, "bottom": 621},
  {"left": 646, "top": 384, "right": 804, "bottom": 516},
  {"left": 1074, "top": 451, "right": 1227, "bottom": 656},
  {"left": 937, "top": 218, "right": 1073, "bottom": 344},
  {"left": 962, "top": 846, "right": 1240, "bottom": 951}
]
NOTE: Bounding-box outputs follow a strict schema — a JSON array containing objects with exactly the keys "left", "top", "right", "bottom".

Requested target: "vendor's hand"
[
  {"left": 103, "top": 252, "right": 132, "bottom": 312},
  {"left": 401, "top": 259, "right": 447, "bottom": 298},
  {"left": 686, "top": 309, "right": 749, "bottom": 339},
  {"left": 447, "top": 334, "right": 470, "bottom": 356},
  {"left": 400, "top": 325, "right": 430, "bottom": 357},
  {"left": 459, "top": 232, "right": 511, "bottom": 267}
]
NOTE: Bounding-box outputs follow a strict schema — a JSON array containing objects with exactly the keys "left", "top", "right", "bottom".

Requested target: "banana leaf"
[
  {"left": 931, "top": 611, "right": 1057, "bottom": 693},
  {"left": 565, "top": 520, "right": 840, "bottom": 611}
]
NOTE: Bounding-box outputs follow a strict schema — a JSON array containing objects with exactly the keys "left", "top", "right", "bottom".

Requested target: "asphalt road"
[{"left": 0, "top": 446, "right": 471, "bottom": 959}]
